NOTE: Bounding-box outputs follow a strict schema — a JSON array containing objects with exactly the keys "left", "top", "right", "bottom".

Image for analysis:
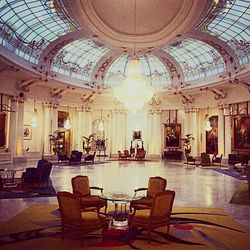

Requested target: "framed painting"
[
  {"left": 233, "top": 115, "right": 250, "bottom": 151},
  {"left": 133, "top": 130, "right": 142, "bottom": 140},
  {"left": 206, "top": 115, "right": 218, "bottom": 154},
  {"left": 164, "top": 123, "right": 181, "bottom": 148},
  {"left": 23, "top": 125, "right": 32, "bottom": 140}
]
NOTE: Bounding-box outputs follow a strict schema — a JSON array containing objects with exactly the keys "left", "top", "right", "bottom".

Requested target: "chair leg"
[{"left": 147, "top": 228, "right": 151, "bottom": 244}]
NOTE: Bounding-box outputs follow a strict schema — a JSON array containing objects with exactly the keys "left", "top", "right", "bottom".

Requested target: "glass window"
[
  {"left": 52, "top": 39, "right": 110, "bottom": 82},
  {"left": 197, "top": 0, "right": 250, "bottom": 64},
  {"left": 0, "top": 0, "right": 78, "bottom": 63},
  {"left": 163, "top": 39, "right": 226, "bottom": 81},
  {"left": 104, "top": 53, "right": 171, "bottom": 87}
]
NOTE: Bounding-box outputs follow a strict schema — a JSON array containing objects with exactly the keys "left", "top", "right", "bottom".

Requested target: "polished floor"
[{"left": 0, "top": 159, "right": 250, "bottom": 230}]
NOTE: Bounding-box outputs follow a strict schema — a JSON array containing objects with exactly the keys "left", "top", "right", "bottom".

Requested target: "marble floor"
[{"left": 0, "top": 159, "right": 250, "bottom": 230}]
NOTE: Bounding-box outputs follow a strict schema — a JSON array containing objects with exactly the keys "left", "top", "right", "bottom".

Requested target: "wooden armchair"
[
  {"left": 135, "top": 148, "right": 146, "bottom": 160},
  {"left": 130, "top": 176, "right": 167, "bottom": 211},
  {"left": 57, "top": 191, "right": 106, "bottom": 242},
  {"left": 71, "top": 175, "right": 107, "bottom": 213},
  {"left": 128, "top": 190, "right": 175, "bottom": 243},
  {"left": 118, "top": 150, "right": 127, "bottom": 160},
  {"left": 212, "top": 154, "right": 223, "bottom": 165}
]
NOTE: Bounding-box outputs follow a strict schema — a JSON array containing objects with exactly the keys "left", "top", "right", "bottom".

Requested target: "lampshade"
[
  {"left": 114, "top": 59, "right": 154, "bottom": 113},
  {"left": 98, "top": 120, "right": 105, "bottom": 131},
  {"left": 64, "top": 117, "right": 71, "bottom": 130},
  {"left": 31, "top": 116, "right": 38, "bottom": 128}
]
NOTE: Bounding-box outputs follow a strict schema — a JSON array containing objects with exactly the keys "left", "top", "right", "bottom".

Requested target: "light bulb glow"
[{"left": 114, "top": 59, "right": 154, "bottom": 113}]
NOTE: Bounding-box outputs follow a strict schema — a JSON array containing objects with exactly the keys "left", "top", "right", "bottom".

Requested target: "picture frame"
[
  {"left": 164, "top": 123, "right": 181, "bottom": 148},
  {"left": 133, "top": 130, "right": 142, "bottom": 140},
  {"left": 23, "top": 125, "right": 32, "bottom": 140},
  {"left": 233, "top": 115, "right": 250, "bottom": 151},
  {"left": 206, "top": 115, "right": 218, "bottom": 154}
]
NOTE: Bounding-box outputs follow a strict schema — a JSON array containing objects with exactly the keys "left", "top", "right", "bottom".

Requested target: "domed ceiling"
[{"left": 0, "top": 0, "right": 249, "bottom": 95}]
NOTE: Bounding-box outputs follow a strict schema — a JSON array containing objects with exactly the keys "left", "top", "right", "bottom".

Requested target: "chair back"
[
  {"left": 150, "top": 190, "right": 175, "bottom": 220},
  {"left": 72, "top": 175, "right": 90, "bottom": 196},
  {"left": 37, "top": 159, "right": 48, "bottom": 171},
  {"left": 40, "top": 162, "right": 53, "bottom": 182},
  {"left": 147, "top": 176, "right": 167, "bottom": 197},
  {"left": 57, "top": 191, "right": 82, "bottom": 225},
  {"left": 124, "top": 150, "right": 130, "bottom": 157}
]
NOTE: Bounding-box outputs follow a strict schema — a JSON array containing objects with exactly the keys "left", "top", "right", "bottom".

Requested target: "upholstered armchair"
[
  {"left": 69, "top": 150, "right": 83, "bottom": 165},
  {"left": 201, "top": 152, "right": 211, "bottom": 166},
  {"left": 135, "top": 148, "right": 146, "bottom": 160},
  {"left": 128, "top": 190, "right": 175, "bottom": 243},
  {"left": 21, "top": 159, "right": 53, "bottom": 187},
  {"left": 71, "top": 175, "right": 107, "bottom": 213},
  {"left": 130, "top": 176, "right": 167, "bottom": 211},
  {"left": 57, "top": 191, "right": 106, "bottom": 242},
  {"left": 84, "top": 151, "right": 96, "bottom": 162},
  {"left": 118, "top": 150, "right": 127, "bottom": 160}
]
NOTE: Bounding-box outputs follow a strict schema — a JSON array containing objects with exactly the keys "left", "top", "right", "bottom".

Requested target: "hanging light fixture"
[
  {"left": 114, "top": 0, "right": 154, "bottom": 113},
  {"left": 98, "top": 109, "right": 105, "bottom": 131},
  {"left": 64, "top": 106, "right": 71, "bottom": 130},
  {"left": 31, "top": 100, "right": 38, "bottom": 128},
  {"left": 205, "top": 107, "right": 212, "bottom": 132}
]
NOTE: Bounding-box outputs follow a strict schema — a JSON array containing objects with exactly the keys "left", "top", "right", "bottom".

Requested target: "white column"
[
  {"left": 43, "top": 103, "right": 52, "bottom": 155},
  {"left": 16, "top": 99, "right": 24, "bottom": 156},
  {"left": 76, "top": 107, "right": 83, "bottom": 151},
  {"left": 51, "top": 105, "right": 58, "bottom": 134},
  {"left": 9, "top": 98, "right": 18, "bottom": 157},
  {"left": 218, "top": 107, "right": 225, "bottom": 156},
  {"left": 224, "top": 107, "right": 231, "bottom": 160},
  {"left": 189, "top": 109, "right": 199, "bottom": 156},
  {"left": 183, "top": 110, "right": 190, "bottom": 137},
  {"left": 147, "top": 111, "right": 154, "bottom": 154}
]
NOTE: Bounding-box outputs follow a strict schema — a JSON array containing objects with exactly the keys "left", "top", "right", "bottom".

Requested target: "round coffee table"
[{"left": 99, "top": 193, "right": 144, "bottom": 229}]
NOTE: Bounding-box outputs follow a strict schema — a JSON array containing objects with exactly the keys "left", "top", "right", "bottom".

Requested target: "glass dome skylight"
[
  {"left": 163, "top": 39, "right": 226, "bottom": 82},
  {"left": 198, "top": 0, "right": 250, "bottom": 64},
  {"left": 52, "top": 39, "right": 110, "bottom": 82},
  {"left": 0, "top": 0, "right": 77, "bottom": 63},
  {"left": 104, "top": 53, "right": 171, "bottom": 87}
]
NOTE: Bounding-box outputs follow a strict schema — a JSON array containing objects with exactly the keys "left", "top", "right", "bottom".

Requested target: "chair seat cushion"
[
  {"left": 81, "top": 211, "right": 106, "bottom": 226},
  {"left": 80, "top": 195, "right": 106, "bottom": 208},
  {"left": 128, "top": 209, "right": 151, "bottom": 226}
]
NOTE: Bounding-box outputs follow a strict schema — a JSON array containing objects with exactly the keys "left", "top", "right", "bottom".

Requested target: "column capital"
[{"left": 184, "top": 107, "right": 199, "bottom": 113}]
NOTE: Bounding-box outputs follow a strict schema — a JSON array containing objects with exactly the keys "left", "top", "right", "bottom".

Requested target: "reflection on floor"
[{"left": 0, "top": 159, "right": 250, "bottom": 230}]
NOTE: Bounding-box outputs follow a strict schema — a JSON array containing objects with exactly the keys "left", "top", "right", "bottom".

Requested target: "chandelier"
[
  {"left": 114, "top": 59, "right": 154, "bottom": 112},
  {"left": 113, "top": 0, "right": 154, "bottom": 113}
]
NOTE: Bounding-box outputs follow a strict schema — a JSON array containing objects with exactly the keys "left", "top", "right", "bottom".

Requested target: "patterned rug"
[
  {"left": 212, "top": 168, "right": 246, "bottom": 180},
  {"left": 0, "top": 179, "right": 56, "bottom": 199},
  {"left": 0, "top": 205, "right": 249, "bottom": 249},
  {"left": 230, "top": 183, "right": 250, "bottom": 205}
]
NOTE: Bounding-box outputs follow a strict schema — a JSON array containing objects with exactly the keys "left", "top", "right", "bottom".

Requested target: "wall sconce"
[
  {"left": 64, "top": 106, "right": 71, "bottom": 130},
  {"left": 31, "top": 100, "right": 38, "bottom": 128},
  {"left": 98, "top": 109, "right": 105, "bottom": 131},
  {"left": 205, "top": 107, "right": 212, "bottom": 132}
]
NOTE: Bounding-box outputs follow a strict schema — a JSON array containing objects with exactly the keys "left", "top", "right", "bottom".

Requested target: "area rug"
[
  {"left": 212, "top": 168, "right": 246, "bottom": 180},
  {"left": 0, "top": 205, "right": 249, "bottom": 250},
  {"left": 230, "top": 183, "right": 250, "bottom": 205},
  {"left": 0, "top": 179, "right": 56, "bottom": 199}
]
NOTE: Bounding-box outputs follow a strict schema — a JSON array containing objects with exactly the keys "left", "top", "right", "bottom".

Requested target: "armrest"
[
  {"left": 90, "top": 186, "right": 103, "bottom": 194},
  {"left": 134, "top": 187, "right": 148, "bottom": 196}
]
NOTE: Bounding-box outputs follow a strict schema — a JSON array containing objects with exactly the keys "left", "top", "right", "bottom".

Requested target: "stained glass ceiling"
[
  {"left": 0, "top": 0, "right": 77, "bottom": 63},
  {"left": 163, "top": 39, "right": 226, "bottom": 82},
  {"left": 198, "top": 0, "right": 250, "bottom": 64},
  {"left": 52, "top": 39, "right": 110, "bottom": 82},
  {"left": 0, "top": 0, "right": 249, "bottom": 89},
  {"left": 104, "top": 54, "right": 171, "bottom": 87}
]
